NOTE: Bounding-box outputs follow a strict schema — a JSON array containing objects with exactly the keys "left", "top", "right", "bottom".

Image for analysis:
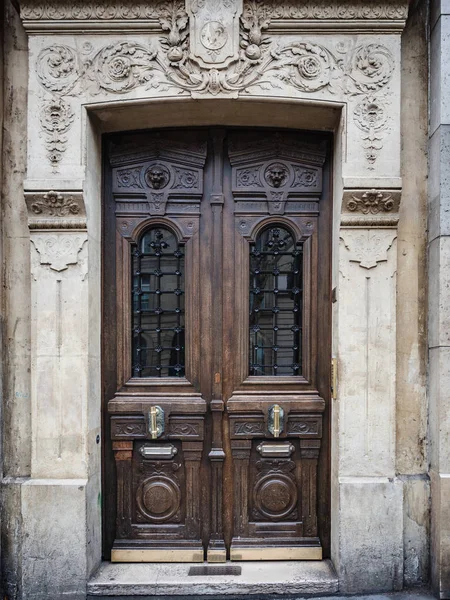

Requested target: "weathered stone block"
[
  {"left": 21, "top": 479, "right": 89, "bottom": 600},
  {"left": 337, "top": 477, "right": 403, "bottom": 593},
  {"left": 431, "top": 471, "right": 450, "bottom": 598}
]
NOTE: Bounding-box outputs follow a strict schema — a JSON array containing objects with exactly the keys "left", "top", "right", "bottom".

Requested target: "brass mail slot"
[
  {"left": 257, "top": 441, "right": 294, "bottom": 457},
  {"left": 139, "top": 444, "right": 177, "bottom": 459}
]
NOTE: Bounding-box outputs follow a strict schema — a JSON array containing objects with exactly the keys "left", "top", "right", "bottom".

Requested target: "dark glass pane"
[
  {"left": 132, "top": 227, "right": 185, "bottom": 378},
  {"left": 249, "top": 226, "right": 302, "bottom": 376}
]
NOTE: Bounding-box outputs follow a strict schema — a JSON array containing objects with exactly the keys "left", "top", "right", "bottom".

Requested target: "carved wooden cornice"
[{"left": 20, "top": 0, "right": 409, "bottom": 33}]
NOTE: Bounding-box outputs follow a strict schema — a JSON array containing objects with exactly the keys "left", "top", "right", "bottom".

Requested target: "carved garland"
[{"left": 35, "top": 1, "right": 395, "bottom": 170}]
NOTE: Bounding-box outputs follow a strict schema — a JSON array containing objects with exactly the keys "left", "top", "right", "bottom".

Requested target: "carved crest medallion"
[{"left": 186, "top": 0, "right": 243, "bottom": 68}]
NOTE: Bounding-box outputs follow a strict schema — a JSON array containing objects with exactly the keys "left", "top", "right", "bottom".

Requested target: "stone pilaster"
[
  {"left": 335, "top": 188, "right": 403, "bottom": 592},
  {"left": 18, "top": 189, "right": 101, "bottom": 599}
]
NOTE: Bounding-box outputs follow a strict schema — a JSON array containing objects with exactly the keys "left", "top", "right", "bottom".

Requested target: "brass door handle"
[
  {"left": 268, "top": 404, "right": 284, "bottom": 438},
  {"left": 146, "top": 405, "right": 164, "bottom": 439}
]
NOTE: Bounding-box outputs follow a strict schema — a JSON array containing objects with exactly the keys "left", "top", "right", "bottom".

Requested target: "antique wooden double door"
[{"left": 102, "top": 127, "right": 331, "bottom": 563}]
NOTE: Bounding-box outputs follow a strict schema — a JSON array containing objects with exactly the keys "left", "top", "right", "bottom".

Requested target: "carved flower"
[
  {"left": 298, "top": 55, "right": 322, "bottom": 79},
  {"left": 347, "top": 190, "right": 394, "bottom": 214},
  {"left": 289, "top": 43, "right": 332, "bottom": 92},
  {"left": 353, "top": 97, "right": 388, "bottom": 133},
  {"left": 108, "top": 56, "right": 131, "bottom": 80}
]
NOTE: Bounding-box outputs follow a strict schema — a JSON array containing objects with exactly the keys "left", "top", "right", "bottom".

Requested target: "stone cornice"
[{"left": 20, "top": 0, "right": 409, "bottom": 33}]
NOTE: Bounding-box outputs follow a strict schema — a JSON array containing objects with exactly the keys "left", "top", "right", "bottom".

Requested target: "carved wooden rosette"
[{"left": 106, "top": 131, "right": 208, "bottom": 562}]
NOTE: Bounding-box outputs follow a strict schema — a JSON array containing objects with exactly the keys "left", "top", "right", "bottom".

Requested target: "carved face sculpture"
[
  {"left": 145, "top": 164, "right": 170, "bottom": 189},
  {"left": 265, "top": 163, "right": 289, "bottom": 188}
]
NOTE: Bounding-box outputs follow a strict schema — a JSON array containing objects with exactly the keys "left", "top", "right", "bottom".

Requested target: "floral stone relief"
[{"left": 33, "top": 0, "right": 397, "bottom": 171}]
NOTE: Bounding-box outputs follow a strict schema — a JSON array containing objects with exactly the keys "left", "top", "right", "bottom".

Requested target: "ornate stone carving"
[
  {"left": 353, "top": 95, "right": 390, "bottom": 168},
  {"left": 243, "top": 0, "right": 408, "bottom": 21},
  {"left": 21, "top": 0, "right": 166, "bottom": 20},
  {"left": 36, "top": 38, "right": 394, "bottom": 100},
  {"left": 30, "top": 190, "right": 80, "bottom": 216},
  {"left": 187, "top": 0, "right": 242, "bottom": 68},
  {"left": 159, "top": 0, "right": 189, "bottom": 63},
  {"left": 39, "top": 97, "right": 75, "bottom": 172},
  {"left": 341, "top": 230, "right": 397, "bottom": 269},
  {"left": 21, "top": 0, "right": 409, "bottom": 23},
  {"left": 347, "top": 189, "right": 393, "bottom": 214},
  {"left": 34, "top": 6, "right": 396, "bottom": 169},
  {"left": 25, "top": 191, "right": 86, "bottom": 229},
  {"left": 31, "top": 234, "right": 88, "bottom": 272},
  {"left": 341, "top": 189, "right": 400, "bottom": 226}
]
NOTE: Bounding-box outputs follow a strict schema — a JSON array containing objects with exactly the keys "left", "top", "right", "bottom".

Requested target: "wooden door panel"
[
  {"left": 104, "top": 130, "right": 209, "bottom": 562},
  {"left": 223, "top": 130, "right": 330, "bottom": 560},
  {"left": 102, "top": 127, "right": 331, "bottom": 562}
]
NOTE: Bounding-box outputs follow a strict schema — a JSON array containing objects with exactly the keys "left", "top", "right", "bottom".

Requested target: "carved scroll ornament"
[{"left": 34, "top": 1, "right": 396, "bottom": 170}]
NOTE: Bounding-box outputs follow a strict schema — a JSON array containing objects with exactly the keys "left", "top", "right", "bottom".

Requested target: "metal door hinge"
[{"left": 331, "top": 358, "right": 337, "bottom": 400}]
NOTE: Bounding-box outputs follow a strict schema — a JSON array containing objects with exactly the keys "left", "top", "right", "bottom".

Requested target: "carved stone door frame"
[{"left": 18, "top": 0, "right": 406, "bottom": 587}]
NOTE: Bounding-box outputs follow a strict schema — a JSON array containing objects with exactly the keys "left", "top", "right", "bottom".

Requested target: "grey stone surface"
[
  {"left": 88, "top": 560, "right": 339, "bottom": 596},
  {"left": 428, "top": 236, "right": 450, "bottom": 349},
  {"left": 430, "top": 15, "right": 450, "bottom": 135},
  {"left": 402, "top": 477, "right": 431, "bottom": 586},
  {"left": 337, "top": 478, "right": 403, "bottom": 594},
  {"left": 428, "top": 126, "right": 450, "bottom": 240},
  {"left": 21, "top": 479, "right": 88, "bottom": 600}
]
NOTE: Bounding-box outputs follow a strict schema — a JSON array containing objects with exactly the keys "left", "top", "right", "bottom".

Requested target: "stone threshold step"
[{"left": 88, "top": 559, "right": 338, "bottom": 597}]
